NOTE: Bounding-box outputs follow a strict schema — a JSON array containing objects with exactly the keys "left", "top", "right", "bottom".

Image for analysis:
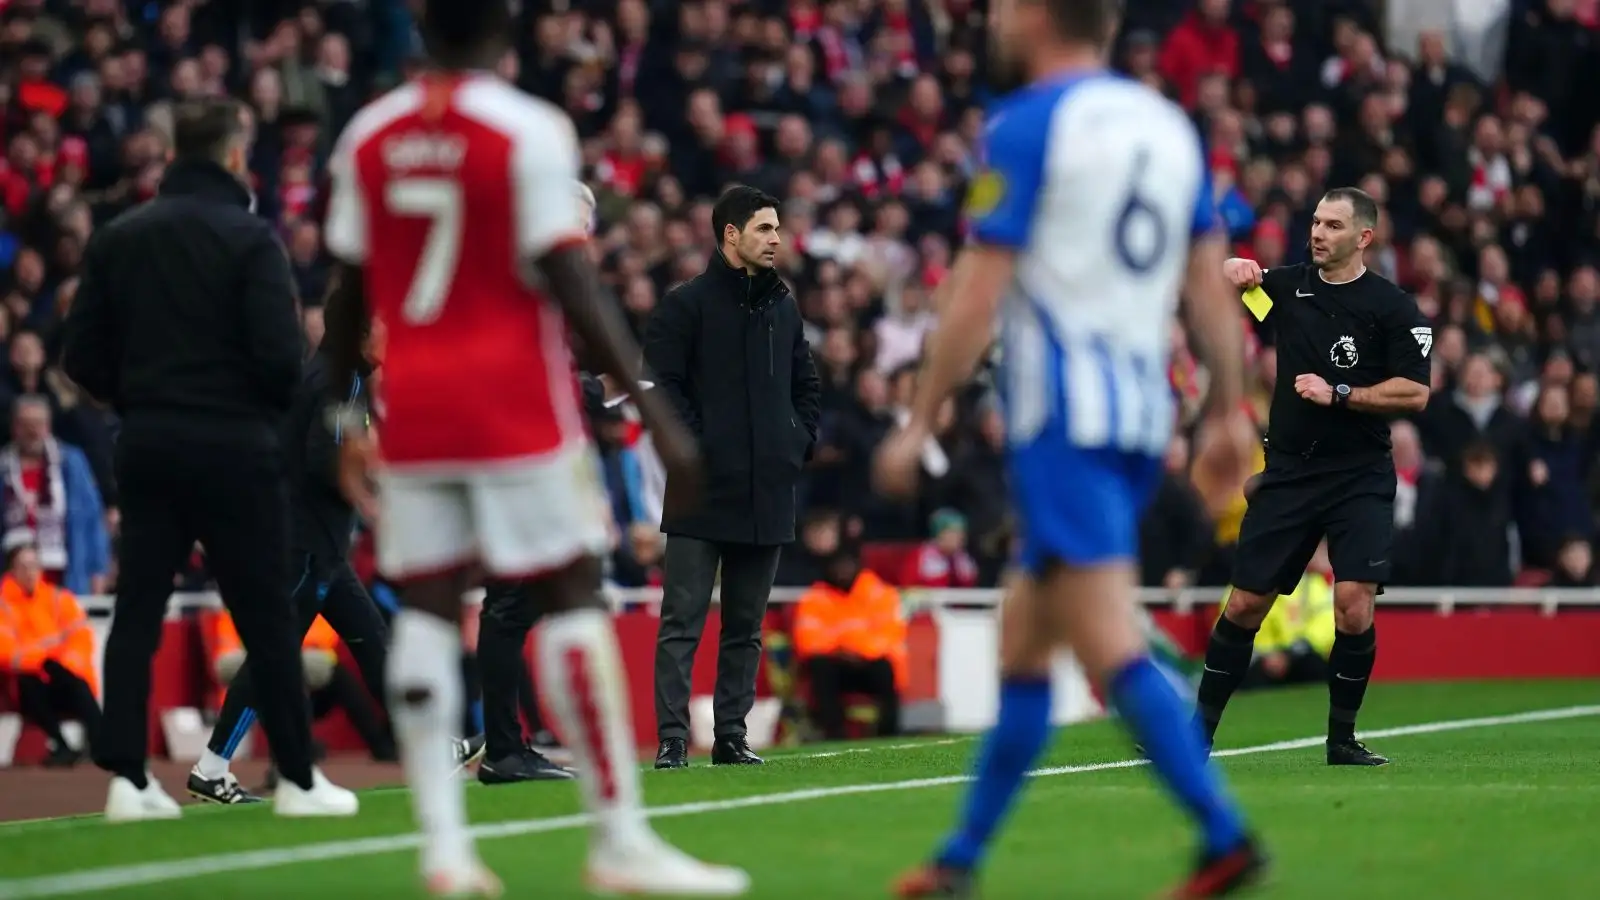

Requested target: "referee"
[
  {"left": 62, "top": 98, "right": 355, "bottom": 819},
  {"left": 1193, "top": 187, "right": 1431, "bottom": 767}
]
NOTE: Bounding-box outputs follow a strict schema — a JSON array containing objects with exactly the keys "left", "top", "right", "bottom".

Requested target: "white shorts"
[{"left": 376, "top": 441, "right": 613, "bottom": 581}]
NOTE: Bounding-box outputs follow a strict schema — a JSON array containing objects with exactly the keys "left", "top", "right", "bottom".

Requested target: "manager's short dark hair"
[
  {"left": 1045, "top": 0, "right": 1121, "bottom": 46},
  {"left": 172, "top": 98, "right": 247, "bottom": 163},
  {"left": 1321, "top": 186, "right": 1379, "bottom": 230},
  {"left": 712, "top": 185, "right": 779, "bottom": 244}
]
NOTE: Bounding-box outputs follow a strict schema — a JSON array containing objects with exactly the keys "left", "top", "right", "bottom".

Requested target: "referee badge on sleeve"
[
  {"left": 1411, "top": 326, "right": 1433, "bottom": 357},
  {"left": 965, "top": 170, "right": 1006, "bottom": 219}
]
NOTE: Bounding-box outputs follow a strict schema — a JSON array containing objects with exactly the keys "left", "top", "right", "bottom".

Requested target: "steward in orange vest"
[
  {"left": 0, "top": 541, "right": 101, "bottom": 766},
  {"left": 792, "top": 545, "right": 907, "bottom": 740}
]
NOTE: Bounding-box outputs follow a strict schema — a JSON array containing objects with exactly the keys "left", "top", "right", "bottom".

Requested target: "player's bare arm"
[
  {"left": 1185, "top": 237, "right": 1257, "bottom": 515},
  {"left": 874, "top": 245, "right": 1011, "bottom": 498},
  {"left": 1188, "top": 240, "right": 1248, "bottom": 412},
  {"left": 537, "top": 246, "right": 703, "bottom": 502}
]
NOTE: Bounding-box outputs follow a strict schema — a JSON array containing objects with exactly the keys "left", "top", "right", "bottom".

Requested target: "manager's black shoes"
[
  {"left": 654, "top": 737, "right": 689, "bottom": 769},
  {"left": 710, "top": 735, "right": 763, "bottom": 766},
  {"left": 478, "top": 745, "right": 575, "bottom": 784},
  {"left": 1327, "top": 738, "right": 1389, "bottom": 766}
]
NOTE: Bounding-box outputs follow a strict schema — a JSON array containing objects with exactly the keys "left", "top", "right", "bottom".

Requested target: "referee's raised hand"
[{"left": 1223, "top": 257, "right": 1264, "bottom": 290}]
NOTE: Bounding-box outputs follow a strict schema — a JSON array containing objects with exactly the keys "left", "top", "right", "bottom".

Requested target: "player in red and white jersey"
[{"left": 318, "top": 1, "right": 747, "bottom": 896}]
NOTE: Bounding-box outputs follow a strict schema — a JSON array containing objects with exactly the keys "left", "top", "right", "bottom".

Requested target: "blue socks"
[
  {"left": 1111, "top": 655, "right": 1247, "bottom": 856},
  {"left": 935, "top": 658, "right": 1249, "bottom": 873},
  {"left": 937, "top": 677, "right": 1054, "bottom": 869}
]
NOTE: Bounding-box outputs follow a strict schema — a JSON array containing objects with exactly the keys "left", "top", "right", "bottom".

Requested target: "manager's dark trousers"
[
  {"left": 95, "top": 433, "right": 316, "bottom": 788},
  {"left": 653, "top": 536, "right": 780, "bottom": 741},
  {"left": 208, "top": 553, "right": 390, "bottom": 760}
]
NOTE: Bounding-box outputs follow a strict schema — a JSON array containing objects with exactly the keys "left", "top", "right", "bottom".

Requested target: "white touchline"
[
  {"left": 0, "top": 738, "right": 973, "bottom": 836},
  {"left": 0, "top": 705, "right": 1594, "bottom": 899}
]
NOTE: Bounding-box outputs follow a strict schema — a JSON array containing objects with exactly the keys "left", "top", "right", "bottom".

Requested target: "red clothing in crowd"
[{"left": 1158, "top": 11, "right": 1240, "bottom": 108}]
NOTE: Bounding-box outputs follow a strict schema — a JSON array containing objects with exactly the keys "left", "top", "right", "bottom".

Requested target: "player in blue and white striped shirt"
[{"left": 875, "top": 0, "right": 1267, "bottom": 896}]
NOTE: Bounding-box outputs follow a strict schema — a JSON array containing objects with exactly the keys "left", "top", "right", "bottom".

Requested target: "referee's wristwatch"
[{"left": 1333, "top": 383, "right": 1352, "bottom": 407}]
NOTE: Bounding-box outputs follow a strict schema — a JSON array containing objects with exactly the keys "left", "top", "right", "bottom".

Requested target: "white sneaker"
[
  {"left": 273, "top": 766, "right": 359, "bottom": 817},
  {"left": 586, "top": 832, "right": 750, "bottom": 896},
  {"left": 104, "top": 774, "right": 183, "bottom": 822},
  {"left": 424, "top": 861, "right": 503, "bottom": 897}
]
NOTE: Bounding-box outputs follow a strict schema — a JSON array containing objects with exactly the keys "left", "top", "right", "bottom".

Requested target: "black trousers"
[
  {"left": 96, "top": 436, "right": 315, "bottom": 788},
  {"left": 16, "top": 659, "right": 102, "bottom": 749},
  {"left": 207, "top": 552, "right": 390, "bottom": 760},
  {"left": 310, "top": 663, "right": 393, "bottom": 758},
  {"left": 803, "top": 654, "right": 900, "bottom": 740},
  {"left": 478, "top": 580, "right": 546, "bottom": 760},
  {"left": 653, "top": 536, "right": 781, "bottom": 741}
]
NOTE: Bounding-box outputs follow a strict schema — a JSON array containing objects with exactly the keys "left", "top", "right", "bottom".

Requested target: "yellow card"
[{"left": 1241, "top": 286, "right": 1273, "bottom": 322}]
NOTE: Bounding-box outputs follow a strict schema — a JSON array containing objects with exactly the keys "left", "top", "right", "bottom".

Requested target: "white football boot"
[
  {"left": 104, "top": 774, "right": 183, "bottom": 822},
  {"left": 425, "top": 861, "right": 504, "bottom": 898},
  {"left": 273, "top": 766, "right": 359, "bottom": 817},
  {"left": 585, "top": 831, "right": 751, "bottom": 896}
]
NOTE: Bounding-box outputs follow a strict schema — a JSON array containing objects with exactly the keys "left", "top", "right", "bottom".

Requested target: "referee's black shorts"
[{"left": 1230, "top": 450, "right": 1396, "bottom": 596}]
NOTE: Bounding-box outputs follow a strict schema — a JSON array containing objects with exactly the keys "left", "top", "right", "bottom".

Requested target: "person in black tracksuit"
[
  {"left": 470, "top": 372, "right": 611, "bottom": 784},
  {"left": 183, "top": 349, "right": 399, "bottom": 802},
  {"left": 643, "top": 185, "right": 822, "bottom": 769},
  {"left": 63, "top": 100, "right": 327, "bottom": 805}
]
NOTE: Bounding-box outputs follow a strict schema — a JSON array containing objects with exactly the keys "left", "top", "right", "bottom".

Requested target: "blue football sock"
[
  {"left": 1111, "top": 655, "right": 1247, "bottom": 855},
  {"left": 937, "top": 676, "right": 1053, "bottom": 870}
]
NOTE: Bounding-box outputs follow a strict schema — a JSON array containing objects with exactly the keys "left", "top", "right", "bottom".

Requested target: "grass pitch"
[{"left": 0, "top": 680, "right": 1595, "bottom": 899}]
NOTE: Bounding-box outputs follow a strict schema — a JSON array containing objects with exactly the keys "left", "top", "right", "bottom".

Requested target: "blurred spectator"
[
  {"left": 1388, "top": 419, "right": 1445, "bottom": 585},
  {"left": 0, "top": 1, "right": 1591, "bottom": 589},
  {"left": 0, "top": 539, "right": 99, "bottom": 767},
  {"left": 791, "top": 542, "right": 905, "bottom": 740},
  {"left": 1417, "top": 440, "right": 1516, "bottom": 586},
  {"left": 1139, "top": 435, "right": 1211, "bottom": 590},
  {"left": 0, "top": 395, "right": 108, "bottom": 594},
  {"left": 901, "top": 508, "right": 977, "bottom": 589},
  {"left": 775, "top": 507, "right": 844, "bottom": 587},
  {"left": 1515, "top": 384, "right": 1593, "bottom": 567},
  {"left": 1549, "top": 534, "right": 1596, "bottom": 586}
]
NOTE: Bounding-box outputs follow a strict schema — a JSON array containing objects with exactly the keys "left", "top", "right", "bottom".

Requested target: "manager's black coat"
[
  {"left": 644, "top": 252, "right": 821, "bottom": 546},
  {"left": 62, "top": 160, "right": 302, "bottom": 446}
]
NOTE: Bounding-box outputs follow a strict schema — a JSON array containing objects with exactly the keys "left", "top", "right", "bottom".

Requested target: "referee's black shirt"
[
  {"left": 62, "top": 160, "right": 302, "bottom": 447},
  {"left": 1257, "top": 263, "right": 1431, "bottom": 462}
]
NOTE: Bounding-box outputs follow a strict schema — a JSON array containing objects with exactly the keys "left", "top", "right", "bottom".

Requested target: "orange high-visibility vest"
[
  {"left": 792, "top": 570, "right": 909, "bottom": 689},
  {"left": 212, "top": 612, "right": 339, "bottom": 660},
  {"left": 0, "top": 575, "right": 98, "bottom": 698}
]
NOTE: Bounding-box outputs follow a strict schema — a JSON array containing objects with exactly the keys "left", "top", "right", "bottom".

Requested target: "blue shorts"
[{"left": 1008, "top": 436, "right": 1163, "bottom": 575}]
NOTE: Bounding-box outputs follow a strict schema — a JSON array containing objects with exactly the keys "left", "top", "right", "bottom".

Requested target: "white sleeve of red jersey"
[
  {"left": 324, "top": 129, "right": 367, "bottom": 263},
  {"left": 513, "top": 107, "right": 587, "bottom": 259}
]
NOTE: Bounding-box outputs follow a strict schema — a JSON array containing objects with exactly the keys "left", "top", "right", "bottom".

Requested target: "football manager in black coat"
[{"left": 644, "top": 184, "right": 821, "bottom": 768}]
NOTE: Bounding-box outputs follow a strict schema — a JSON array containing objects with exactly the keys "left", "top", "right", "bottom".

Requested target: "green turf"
[{"left": 1, "top": 680, "right": 1597, "bottom": 898}]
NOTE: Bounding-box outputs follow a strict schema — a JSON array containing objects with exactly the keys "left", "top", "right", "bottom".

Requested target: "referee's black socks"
[
  {"left": 1326, "top": 624, "right": 1377, "bottom": 743},
  {"left": 1195, "top": 615, "right": 1258, "bottom": 742}
]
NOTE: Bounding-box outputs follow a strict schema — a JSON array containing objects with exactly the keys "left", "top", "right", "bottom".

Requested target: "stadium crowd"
[{"left": 0, "top": 0, "right": 1596, "bottom": 600}]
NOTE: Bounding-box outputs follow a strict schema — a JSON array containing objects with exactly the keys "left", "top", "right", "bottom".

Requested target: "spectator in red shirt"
[
  {"left": 1158, "top": 0, "right": 1239, "bottom": 109},
  {"left": 902, "top": 508, "right": 977, "bottom": 589}
]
